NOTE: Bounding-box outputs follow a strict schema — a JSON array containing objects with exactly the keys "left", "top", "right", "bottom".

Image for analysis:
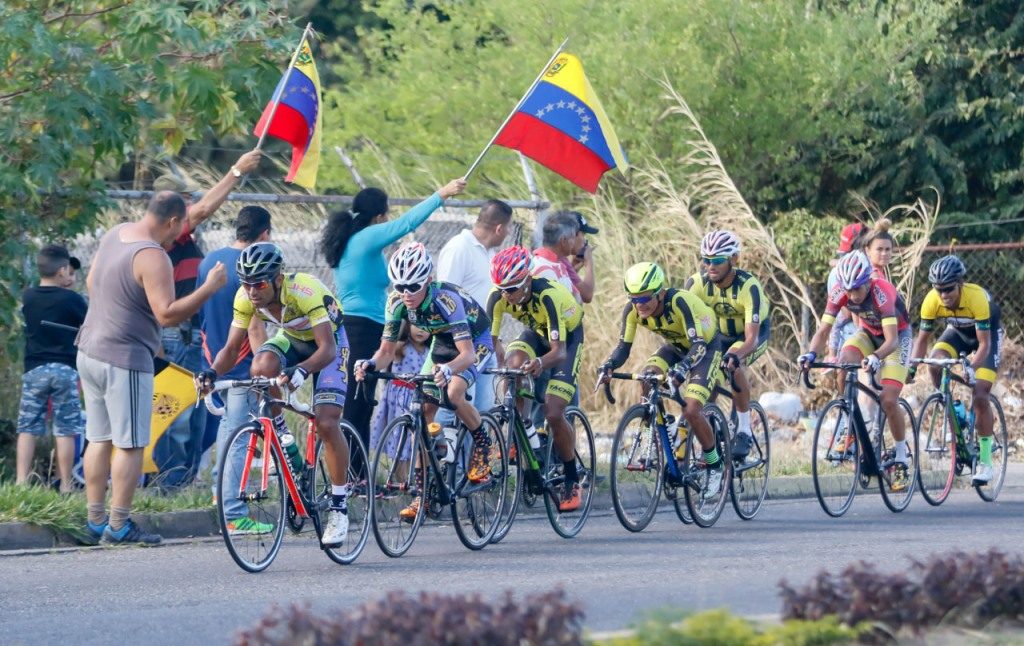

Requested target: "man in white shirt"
[
  {"left": 531, "top": 210, "right": 596, "bottom": 304},
  {"left": 436, "top": 199, "right": 513, "bottom": 416}
]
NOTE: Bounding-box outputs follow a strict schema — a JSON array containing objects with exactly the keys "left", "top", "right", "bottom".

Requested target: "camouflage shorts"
[{"left": 17, "top": 363, "right": 83, "bottom": 437}]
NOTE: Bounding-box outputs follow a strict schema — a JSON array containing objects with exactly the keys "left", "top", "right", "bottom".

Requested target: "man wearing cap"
[
  {"left": 15, "top": 245, "right": 88, "bottom": 492},
  {"left": 531, "top": 210, "right": 597, "bottom": 304},
  {"left": 151, "top": 148, "right": 261, "bottom": 488}
]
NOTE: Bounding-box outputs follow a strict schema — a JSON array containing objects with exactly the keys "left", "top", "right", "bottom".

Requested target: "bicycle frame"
[
  {"left": 802, "top": 362, "right": 885, "bottom": 475},
  {"left": 487, "top": 369, "right": 547, "bottom": 495},
  {"left": 604, "top": 372, "right": 686, "bottom": 485},
  {"left": 912, "top": 355, "right": 975, "bottom": 463}
]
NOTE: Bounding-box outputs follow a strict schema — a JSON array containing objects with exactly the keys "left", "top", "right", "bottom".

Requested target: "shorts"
[
  {"left": 421, "top": 332, "right": 494, "bottom": 400},
  {"left": 933, "top": 325, "right": 1003, "bottom": 384},
  {"left": 258, "top": 328, "right": 350, "bottom": 409},
  {"left": 507, "top": 327, "right": 584, "bottom": 403},
  {"left": 17, "top": 363, "right": 84, "bottom": 437},
  {"left": 76, "top": 352, "right": 154, "bottom": 449},
  {"left": 645, "top": 336, "right": 723, "bottom": 406},
  {"left": 842, "top": 328, "right": 912, "bottom": 386},
  {"left": 720, "top": 319, "right": 771, "bottom": 366}
]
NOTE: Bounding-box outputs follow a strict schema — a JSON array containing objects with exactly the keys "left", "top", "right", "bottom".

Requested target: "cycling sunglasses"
[
  {"left": 701, "top": 256, "right": 729, "bottom": 266},
  {"left": 241, "top": 279, "right": 271, "bottom": 291},
  {"left": 934, "top": 283, "right": 958, "bottom": 294},
  {"left": 394, "top": 282, "right": 424, "bottom": 294},
  {"left": 499, "top": 282, "right": 527, "bottom": 294},
  {"left": 629, "top": 293, "right": 657, "bottom": 305}
]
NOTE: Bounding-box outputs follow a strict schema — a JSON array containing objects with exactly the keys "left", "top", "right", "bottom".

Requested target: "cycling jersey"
[
  {"left": 486, "top": 277, "right": 583, "bottom": 344},
  {"left": 919, "top": 282, "right": 996, "bottom": 332},
  {"left": 231, "top": 272, "right": 342, "bottom": 342},
  {"left": 685, "top": 270, "right": 769, "bottom": 338},
  {"left": 822, "top": 278, "right": 909, "bottom": 336},
  {"left": 384, "top": 281, "right": 492, "bottom": 364}
]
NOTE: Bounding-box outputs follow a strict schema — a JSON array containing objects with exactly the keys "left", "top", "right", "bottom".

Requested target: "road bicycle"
[
  {"left": 800, "top": 361, "right": 918, "bottom": 517},
  {"left": 204, "top": 377, "right": 371, "bottom": 573},
  {"left": 707, "top": 372, "right": 771, "bottom": 520},
  {"left": 603, "top": 369, "right": 732, "bottom": 530},
  {"left": 912, "top": 355, "right": 1008, "bottom": 505},
  {"left": 485, "top": 367, "right": 596, "bottom": 541},
  {"left": 363, "top": 370, "right": 507, "bottom": 557}
]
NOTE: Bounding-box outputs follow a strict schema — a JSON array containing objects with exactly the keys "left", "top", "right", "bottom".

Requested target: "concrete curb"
[{"left": 0, "top": 509, "right": 219, "bottom": 551}]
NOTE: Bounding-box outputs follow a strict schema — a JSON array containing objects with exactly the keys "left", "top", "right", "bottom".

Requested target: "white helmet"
[
  {"left": 836, "top": 250, "right": 873, "bottom": 289},
  {"left": 388, "top": 242, "right": 433, "bottom": 286},
  {"left": 700, "top": 230, "right": 741, "bottom": 257}
]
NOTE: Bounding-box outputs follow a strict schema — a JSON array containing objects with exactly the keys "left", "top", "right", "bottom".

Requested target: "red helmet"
[{"left": 491, "top": 245, "right": 532, "bottom": 288}]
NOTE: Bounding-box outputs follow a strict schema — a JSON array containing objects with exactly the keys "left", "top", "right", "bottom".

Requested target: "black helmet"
[
  {"left": 236, "top": 242, "right": 283, "bottom": 282},
  {"left": 928, "top": 255, "right": 966, "bottom": 286}
]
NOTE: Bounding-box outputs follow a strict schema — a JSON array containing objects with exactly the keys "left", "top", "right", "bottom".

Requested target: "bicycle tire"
[
  {"left": 370, "top": 415, "right": 426, "bottom": 558},
  {"left": 975, "top": 396, "right": 1008, "bottom": 502},
  {"left": 489, "top": 410, "right": 523, "bottom": 544},
  {"left": 876, "top": 398, "right": 918, "bottom": 513},
  {"left": 315, "top": 422, "right": 372, "bottom": 565},
  {"left": 916, "top": 393, "right": 956, "bottom": 506},
  {"left": 684, "top": 404, "right": 732, "bottom": 528},
  {"left": 730, "top": 402, "right": 771, "bottom": 521},
  {"left": 217, "top": 422, "right": 286, "bottom": 573},
  {"left": 610, "top": 404, "right": 663, "bottom": 532},
  {"left": 811, "top": 399, "right": 859, "bottom": 517},
  {"left": 543, "top": 406, "right": 596, "bottom": 539},
  {"left": 450, "top": 415, "right": 507, "bottom": 550}
]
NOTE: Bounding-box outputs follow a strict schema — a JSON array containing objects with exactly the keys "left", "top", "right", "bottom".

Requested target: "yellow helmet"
[{"left": 623, "top": 262, "right": 665, "bottom": 295}]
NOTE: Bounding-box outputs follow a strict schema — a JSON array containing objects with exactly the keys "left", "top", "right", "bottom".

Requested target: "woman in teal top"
[{"left": 320, "top": 177, "right": 466, "bottom": 452}]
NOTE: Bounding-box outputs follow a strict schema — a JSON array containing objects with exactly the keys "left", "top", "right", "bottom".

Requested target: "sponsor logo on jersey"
[
  {"left": 290, "top": 282, "right": 314, "bottom": 297},
  {"left": 752, "top": 313, "right": 760, "bottom": 323},
  {"left": 713, "top": 303, "right": 739, "bottom": 317},
  {"left": 324, "top": 296, "right": 343, "bottom": 327},
  {"left": 550, "top": 329, "right": 560, "bottom": 341},
  {"left": 872, "top": 284, "right": 888, "bottom": 305},
  {"left": 437, "top": 292, "right": 457, "bottom": 316},
  {"left": 699, "top": 314, "right": 713, "bottom": 330},
  {"left": 687, "top": 327, "right": 696, "bottom": 338}
]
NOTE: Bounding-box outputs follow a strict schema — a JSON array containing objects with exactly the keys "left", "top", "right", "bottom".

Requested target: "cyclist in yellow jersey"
[
  {"left": 487, "top": 246, "right": 585, "bottom": 511},
  {"left": 197, "top": 243, "right": 351, "bottom": 546},
  {"left": 598, "top": 262, "right": 726, "bottom": 496},
  {"left": 685, "top": 230, "right": 770, "bottom": 460},
  {"left": 910, "top": 255, "right": 1005, "bottom": 485}
]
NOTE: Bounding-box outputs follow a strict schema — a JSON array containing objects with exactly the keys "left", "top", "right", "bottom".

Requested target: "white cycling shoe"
[
  {"left": 972, "top": 463, "right": 993, "bottom": 486},
  {"left": 321, "top": 509, "right": 349, "bottom": 546}
]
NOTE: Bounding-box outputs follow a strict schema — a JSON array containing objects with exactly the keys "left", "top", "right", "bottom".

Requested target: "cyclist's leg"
[
  {"left": 645, "top": 344, "right": 686, "bottom": 436},
  {"left": 250, "top": 333, "right": 291, "bottom": 421},
  {"left": 928, "top": 327, "right": 960, "bottom": 388},
  {"left": 311, "top": 331, "right": 351, "bottom": 489},
  {"left": 505, "top": 330, "right": 546, "bottom": 423},
  {"left": 733, "top": 320, "right": 770, "bottom": 434},
  {"left": 878, "top": 329, "right": 911, "bottom": 445},
  {"left": 679, "top": 339, "right": 721, "bottom": 459},
  {"left": 544, "top": 327, "right": 583, "bottom": 480},
  {"left": 973, "top": 322, "right": 1002, "bottom": 478}
]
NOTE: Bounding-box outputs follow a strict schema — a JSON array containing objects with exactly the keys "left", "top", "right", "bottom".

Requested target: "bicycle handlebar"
[
  {"left": 799, "top": 361, "right": 882, "bottom": 391},
  {"left": 910, "top": 355, "right": 970, "bottom": 369},
  {"left": 201, "top": 377, "right": 312, "bottom": 417},
  {"left": 359, "top": 370, "right": 457, "bottom": 410},
  {"left": 600, "top": 371, "right": 669, "bottom": 404}
]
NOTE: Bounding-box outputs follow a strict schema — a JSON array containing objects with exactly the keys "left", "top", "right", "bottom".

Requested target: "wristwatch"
[{"left": 230, "top": 166, "right": 242, "bottom": 178}]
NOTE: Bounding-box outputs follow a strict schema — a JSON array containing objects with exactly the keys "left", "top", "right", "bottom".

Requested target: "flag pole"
[
  {"left": 254, "top": 22, "right": 314, "bottom": 151},
  {"left": 463, "top": 37, "right": 569, "bottom": 180}
]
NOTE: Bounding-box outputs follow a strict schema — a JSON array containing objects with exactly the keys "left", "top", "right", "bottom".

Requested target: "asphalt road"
[{"left": 2, "top": 487, "right": 1022, "bottom": 645}]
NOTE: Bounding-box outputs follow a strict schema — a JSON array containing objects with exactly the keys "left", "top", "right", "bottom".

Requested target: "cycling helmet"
[
  {"left": 700, "top": 230, "right": 741, "bottom": 257},
  {"left": 928, "top": 255, "right": 966, "bottom": 286},
  {"left": 491, "top": 245, "right": 533, "bottom": 288},
  {"left": 836, "top": 250, "right": 874, "bottom": 290},
  {"left": 623, "top": 262, "right": 666, "bottom": 295},
  {"left": 387, "top": 242, "right": 433, "bottom": 285},
  {"left": 236, "top": 242, "right": 283, "bottom": 282}
]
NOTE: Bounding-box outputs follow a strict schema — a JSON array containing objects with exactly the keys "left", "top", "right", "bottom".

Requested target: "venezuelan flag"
[
  {"left": 254, "top": 38, "right": 322, "bottom": 189},
  {"left": 495, "top": 53, "right": 627, "bottom": 193}
]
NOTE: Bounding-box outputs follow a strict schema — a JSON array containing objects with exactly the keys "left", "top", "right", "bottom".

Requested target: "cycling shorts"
[
  {"left": 842, "top": 328, "right": 912, "bottom": 386},
  {"left": 933, "top": 325, "right": 1003, "bottom": 384},
  {"left": 257, "top": 328, "right": 350, "bottom": 409},
  {"left": 645, "top": 335, "right": 723, "bottom": 407},
  {"left": 421, "top": 332, "right": 494, "bottom": 400},
  {"left": 507, "top": 326, "right": 584, "bottom": 403},
  {"left": 720, "top": 319, "right": 771, "bottom": 367}
]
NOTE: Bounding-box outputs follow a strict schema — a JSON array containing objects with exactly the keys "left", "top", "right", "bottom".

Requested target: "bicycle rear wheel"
[
  {"left": 543, "top": 406, "right": 596, "bottom": 539},
  {"left": 730, "top": 403, "right": 771, "bottom": 521},
  {"left": 314, "top": 422, "right": 371, "bottom": 565},
  {"left": 975, "top": 396, "right": 1008, "bottom": 502},
  {"left": 450, "top": 415, "right": 506, "bottom": 550},
  {"left": 370, "top": 415, "right": 426, "bottom": 558},
  {"left": 217, "top": 422, "right": 286, "bottom": 573},
  {"left": 916, "top": 393, "right": 956, "bottom": 506},
  {"left": 610, "top": 404, "right": 663, "bottom": 532},
  {"left": 490, "top": 410, "right": 523, "bottom": 545},
  {"left": 876, "top": 398, "right": 918, "bottom": 513},
  {"left": 684, "top": 404, "right": 732, "bottom": 528},
  {"left": 811, "top": 399, "right": 859, "bottom": 517}
]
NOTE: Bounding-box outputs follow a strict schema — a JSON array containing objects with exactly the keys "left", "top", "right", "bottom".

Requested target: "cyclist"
[
  {"left": 487, "top": 246, "right": 586, "bottom": 511},
  {"left": 798, "top": 250, "right": 913, "bottom": 491},
  {"left": 685, "top": 230, "right": 770, "bottom": 460},
  {"left": 598, "top": 261, "right": 727, "bottom": 496},
  {"left": 355, "top": 242, "right": 494, "bottom": 520},
  {"left": 910, "top": 255, "right": 1005, "bottom": 485},
  {"left": 197, "top": 243, "right": 352, "bottom": 546}
]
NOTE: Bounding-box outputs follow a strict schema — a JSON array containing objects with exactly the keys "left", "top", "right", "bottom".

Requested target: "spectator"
[
  {"left": 319, "top": 177, "right": 467, "bottom": 458},
  {"left": 196, "top": 207, "right": 271, "bottom": 529},
  {"left": 76, "top": 191, "right": 226, "bottom": 546},
  {"left": 862, "top": 218, "right": 896, "bottom": 282},
  {"left": 15, "top": 245, "right": 87, "bottom": 492},
  {"left": 532, "top": 210, "right": 597, "bottom": 304},
  {"left": 436, "top": 199, "right": 513, "bottom": 418},
  {"left": 151, "top": 149, "right": 261, "bottom": 488},
  {"left": 369, "top": 325, "right": 430, "bottom": 456}
]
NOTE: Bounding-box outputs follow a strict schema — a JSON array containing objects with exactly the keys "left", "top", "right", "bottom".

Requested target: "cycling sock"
[
  {"left": 736, "top": 410, "right": 752, "bottom": 436},
  {"left": 704, "top": 446, "right": 720, "bottom": 467},
  {"left": 87, "top": 503, "right": 107, "bottom": 527},
  {"left": 895, "top": 440, "right": 908, "bottom": 464},
  {"left": 331, "top": 484, "right": 349, "bottom": 512},
  {"left": 272, "top": 413, "right": 288, "bottom": 432},
  {"left": 109, "top": 505, "right": 131, "bottom": 532},
  {"left": 979, "top": 436, "right": 994, "bottom": 465},
  {"left": 469, "top": 424, "right": 489, "bottom": 448},
  {"left": 563, "top": 459, "right": 579, "bottom": 484}
]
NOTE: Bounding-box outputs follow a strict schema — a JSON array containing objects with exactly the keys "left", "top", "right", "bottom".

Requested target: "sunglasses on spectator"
[
  {"left": 701, "top": 256, "right": 729, "bottom": 266},
  {"left": 934, "top": 283, "right": 958, "bottom": 294},
  {"left": 629, "top": 293, "right": 657, "bottom": 305},
  {"left": 394, "top": 282, "right": 424, "bottom": 294},
  {"left": 241, "top": 279, "right": 271, "bottom": 291}
]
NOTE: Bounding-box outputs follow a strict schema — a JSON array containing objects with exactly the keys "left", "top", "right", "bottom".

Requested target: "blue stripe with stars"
[{"left": 516, "top": 81, "right": 616, "bottom": 168}]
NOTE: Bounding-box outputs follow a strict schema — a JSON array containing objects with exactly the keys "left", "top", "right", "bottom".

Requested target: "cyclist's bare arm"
[
  {"left": 525, "top": 339, "right": 565, "bottom": 375},
  {"left": 444, "top": 338, "right": 478, "bottom": 374},
  {"left": 872, "top": 321, "right": 899, "bottom": 360},
  {"left": 733, "top": 321, "right": 760, "bottom": 361},
  {"left": 910, "top": 328, "right": 933, "bottom": 361},
  {"left": 296, "top": 321, "right": 337, "bottom": 375},
  {"left": 209, "top": 326, "right": 248, "bottom": 376},
  {"left": 806, "top": 320, "right": 834, "bottom": 356},
  {"left": 359, "top": 340, "right": 398, "bottom": 379},
  {"left": 248, "top": 316, "right": 268, "bottom": 349}
]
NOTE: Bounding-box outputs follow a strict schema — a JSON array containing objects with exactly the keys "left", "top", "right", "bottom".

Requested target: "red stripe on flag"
[
  {"left": 254, "top": 103, "right": 310, "bottom": 149},
  {"left": 495, "top": 113, "right": 612, "bottom": 193}
]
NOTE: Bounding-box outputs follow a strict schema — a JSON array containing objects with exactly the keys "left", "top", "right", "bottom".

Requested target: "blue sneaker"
[
  {"left": 80, "top": 520, "right": 108, "bottom": 546},
  {"left": 101, "top": 519, "right": 162, "bottom": 546}
]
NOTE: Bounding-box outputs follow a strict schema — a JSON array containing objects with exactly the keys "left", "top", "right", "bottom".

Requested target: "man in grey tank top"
[{"left": 76, "top": 191, "right": 226, "bottom": 546}]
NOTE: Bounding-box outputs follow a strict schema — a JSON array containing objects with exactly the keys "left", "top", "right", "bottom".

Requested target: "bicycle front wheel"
[
  {"left": 314, "top": 422, "right": 372, "bottom": 565},
  {"left": 370, "top": 415, "right": 426, "bottom": 558},
  {"left": 730, "top": 403, "right": 771, "bottom": 521},
  {"left": 450, "top": 414, "right": 507, "bottom": 550},
  {"left": 217, "top": 422, "right": 286, "bottom": 573},
  {"left": 975, "top": 396, "right": 1008, "bottom": 502},
  {"left": 489, "top": 410, "right": 523, "bottom": 545},
  {"left": 610, "top": 404, "right": 663, "bottom": 532},
  {"left": 684, "top": 404, "right": 732, "bottom": 528},
  {"left": 811, "top": 399, "right": 859, "bottom": 517},
  {"left": 876, "top": 398, "right": 919, "bottom": 513},
  {"left": 543, "top": 406, "right": 596, "bottom": 539},
  {"left": 916, "top": 393, "right": 956, "bottom": 506}
]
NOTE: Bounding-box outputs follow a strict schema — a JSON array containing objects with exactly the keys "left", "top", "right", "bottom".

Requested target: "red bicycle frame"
[{"left": 237, "top": 416, "right": 316, "bottom": 518}]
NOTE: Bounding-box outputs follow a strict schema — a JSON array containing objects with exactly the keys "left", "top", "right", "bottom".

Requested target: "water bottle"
[
  {"left": 525, "top": 423, "right": 541, "bottom": 450},
  {"left": 280, "top": 431, "right": 303, "bottom": 473},
  {"left": 665, "top": 414, "right": 681, "bottom": 450},
  {"left": 952, "top": 400, "right": 968, "bottom": 430},
  {"left": 428, "top": 423, "right": 457, "bottom": 464}
]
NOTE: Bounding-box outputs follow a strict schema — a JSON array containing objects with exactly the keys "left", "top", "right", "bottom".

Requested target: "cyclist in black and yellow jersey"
[
  {"left": 910, "top": 255, "right": 1005, "bottom": 485},
  {"left": 197, "top": 243, "right": 351, "bottom": 547},
  {"left": 486, "top": 246, "right": 585, "bottom": 511},
  {"left": 598, "top": 261, "right": 726, "bottom": 496},
  {"left": 685, "top": 230, "right": 770, "bottom": 460}
]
